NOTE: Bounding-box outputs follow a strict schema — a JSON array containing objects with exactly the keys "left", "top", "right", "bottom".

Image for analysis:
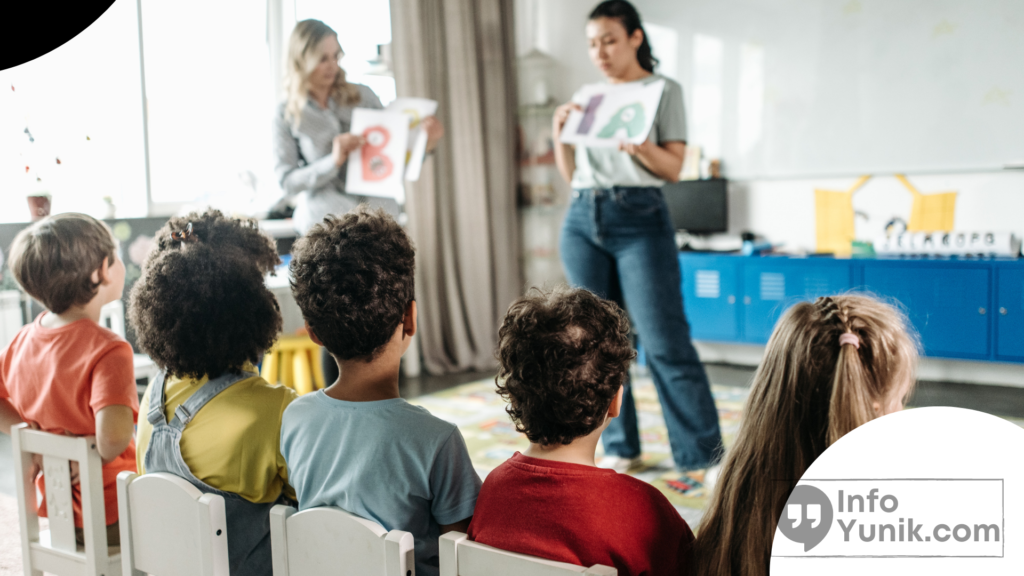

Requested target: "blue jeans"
[{"left": 560, "top": 186, "right": 724, "bottom": 470}]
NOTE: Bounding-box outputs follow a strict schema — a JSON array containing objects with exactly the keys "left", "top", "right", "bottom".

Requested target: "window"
[
  {"left": 0, "top": 0, "right": 146, "bottom": 223},
  {"left": 139, "top": 0, "right": 279, "bottom": 215},
  {"left": 0, "top": 0, "right": 397, "bottom": 222},
  {"left": 295, "top": 0, "right": 396, "bottom": 106}
]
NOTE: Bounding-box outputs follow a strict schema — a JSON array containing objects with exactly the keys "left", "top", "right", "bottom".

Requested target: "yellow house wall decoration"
[
  {"left": 815, "top": 175, "right": 870, "bottom": 256},
  {"left": 816, "top": 174, "right": 958, "bottom": 255},
  {"left": 896, "top": 174, "right": 957, "bottom": 232}
]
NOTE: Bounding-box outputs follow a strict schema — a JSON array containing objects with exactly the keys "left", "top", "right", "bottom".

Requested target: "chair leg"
[
  {"left": 293, "top": 351, "right": 314, "bottom": 395},
  {"left": 310, "top": 348, "right": 326, "bottom": 390},
  {"left": 281, "top": 351, "right": 294, "bottom": 391},
  {"left": 262, "top": 351, "right": 279, "bottom": 385}
]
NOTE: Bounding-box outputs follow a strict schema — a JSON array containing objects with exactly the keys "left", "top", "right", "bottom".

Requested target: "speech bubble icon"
[
  {"left": 806, "top": 504, "right": 821, "bottom": 529},
  {"left": 787, "top": 504, "right": 802, "bottom": 528},
  {"left": 778, "top": 485, "right": 833, "bottom": 552}
]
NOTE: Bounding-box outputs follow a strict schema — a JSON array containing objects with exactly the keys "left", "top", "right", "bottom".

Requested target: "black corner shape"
[{"left": 2, "top": 1, "right": 117, "bottom": 71}]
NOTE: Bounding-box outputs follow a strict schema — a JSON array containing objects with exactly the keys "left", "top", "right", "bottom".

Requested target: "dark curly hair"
[
  {"left": 128, "top": 210, "right": 282, "bottom": 379},
  {"left": 496, "top": 286, "right": 636, "bottom": 446},
  {"left": 289, "top": 206, "right": 415, "bottom": 361}
]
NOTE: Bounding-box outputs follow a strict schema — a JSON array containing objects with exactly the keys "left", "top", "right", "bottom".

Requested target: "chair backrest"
[
  {"left": 0, "top": 289, "right": 24, "bottom": 350},
  {"left": 270, "top": 505, "right": 415, "bottom": 576},
  {"left": 439, "top": 532, "right": 617, "bottom": 576},
  {"left": 99, "top": 299, "right": 126, "bottom": 338},
  {"left": 10, "top": 423, "right": 120, "bottom": 576},
  {"left": 117, "top": 471, "right": 229, "bottom": 576}
]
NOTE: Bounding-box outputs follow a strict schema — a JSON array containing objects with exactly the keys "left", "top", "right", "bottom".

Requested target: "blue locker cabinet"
[
  {"left": 679, "top": 254, "right": 741, "bottom": 342},
  {"left": 861, "top": 263, "right": 991, "bottom": 360},
  {"left": 677, "top": 253, "right": 1023, "bottom": 364},
  {"left": 996, "top": 266, "right": 1024, "bottom": 361},
  {"left": 742, "top": 259, "right": 853, "bottom": 343}
]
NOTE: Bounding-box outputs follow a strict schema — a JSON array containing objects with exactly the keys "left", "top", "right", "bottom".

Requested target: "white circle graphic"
[{"left": 771, "top": 407, "right": 1024, "bottom": 575}]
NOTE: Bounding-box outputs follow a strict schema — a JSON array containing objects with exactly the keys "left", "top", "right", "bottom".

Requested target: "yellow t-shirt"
[{"left": 136, "top": 365, "right": 298, "bottom": 503}]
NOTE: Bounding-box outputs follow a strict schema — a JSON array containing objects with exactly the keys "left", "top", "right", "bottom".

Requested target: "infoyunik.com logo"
[{"left": 773, "top": 479, "right": 1003, "bottom": 558}]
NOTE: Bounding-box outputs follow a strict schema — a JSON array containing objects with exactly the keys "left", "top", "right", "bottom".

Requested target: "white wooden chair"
[
  {"left": 270, "top": 505, "right": 415, "bottom": 576},
  {"left": 439, "top": 532, "right": 617, "bottom": 576},
  {"left": 99, "top": 300, "right": 126, "bottom": 338},
  {"left": 11, "top": 423, "right": 122, "bottom": 576},
  {"left": 116, "top": 471, "right": 229, "bottom": 576}
]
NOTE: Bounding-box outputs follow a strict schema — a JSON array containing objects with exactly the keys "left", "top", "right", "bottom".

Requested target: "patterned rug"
[
  {"left": 409, "top": 372, "right": 1024, "bottom": 530},
  {"left": 407, "top": 369, "right": 749, "bottom": 528}
]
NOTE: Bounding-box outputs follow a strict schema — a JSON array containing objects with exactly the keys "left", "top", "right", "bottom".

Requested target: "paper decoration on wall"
[
  {"left": 895, "top": 174, "right": 957, "bottom": 232},
  {"left": 815, "top": 175, "right": 871, "bottom": 256},
  {"left": 385, "top": 97, "right": 438, "bottom": 181},
  {"left": 559, "top": 79, "right": 665, "bottom": 148},
  {"left": 345, "top": 108, "right": 409, "bottom": 200}
]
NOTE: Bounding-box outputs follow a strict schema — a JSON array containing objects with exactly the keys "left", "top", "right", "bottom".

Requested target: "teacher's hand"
[
  {"left": 553, "top": 101, "right": 582, "bottom": 138},
  {"left": 618, "top": 139, "right": 653, "bottom": 156},
  {"left": 422, "top": 116, "right": 445, "bottom": 152},
  {"left": 332, "top": 133, "right": 366, "bottom": 167}
]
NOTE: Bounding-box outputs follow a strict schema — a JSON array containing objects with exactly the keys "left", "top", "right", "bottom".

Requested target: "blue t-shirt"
[{"left": 280, "top": 392, "right": 481, "bottom": 576}]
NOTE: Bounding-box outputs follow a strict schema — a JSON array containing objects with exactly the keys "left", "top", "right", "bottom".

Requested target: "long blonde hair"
[
  {"left": 284, "top": 19, "right": 361, "bottom": 126},
  {"left": 693, "top": 294, "right": 919, "bottom": 576}
]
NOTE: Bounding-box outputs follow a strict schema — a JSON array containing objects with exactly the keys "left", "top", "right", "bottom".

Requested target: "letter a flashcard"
[{"left": 559, "top": 79, "right": 665, "bottom": 148}]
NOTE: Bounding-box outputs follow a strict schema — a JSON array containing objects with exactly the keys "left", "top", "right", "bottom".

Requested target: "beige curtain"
[{"left": 390, "top": 0, "right": 521, "bottom": 374}]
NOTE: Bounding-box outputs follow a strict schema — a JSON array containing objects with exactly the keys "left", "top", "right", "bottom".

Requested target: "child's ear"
[
  {"left": 403, "top": 300, "right": 417, "bottom": 338},
  {"left": 91, "top": 257, "right": 110, "bottom": 286},
  {"left": 305, "top": 322, "right": 324, "bottom": 347},
  {"left": 608, "top": 385, "right": 624, "bottom": 418}
]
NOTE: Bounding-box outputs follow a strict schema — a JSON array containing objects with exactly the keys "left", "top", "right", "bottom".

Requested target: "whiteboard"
[{"left": 640, "top": 0, "right": 1024, "bottom": 179}]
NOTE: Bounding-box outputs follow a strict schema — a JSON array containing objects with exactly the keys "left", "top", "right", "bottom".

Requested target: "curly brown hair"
[
  {"left": 289, "top": 206, "right": 415, "bottom": 361},
  {"left": 496, "top": 286, "right": 636, "bottom": 446},
  {"left": 9, "top": 213, "right": 116, "bottom": 314},
  {"left": 128, "top": 210, "right": 282, "bottom": 379}
]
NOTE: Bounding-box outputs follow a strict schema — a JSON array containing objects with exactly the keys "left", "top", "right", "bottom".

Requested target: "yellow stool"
[{"left": 261, "top": 335, "right": 326, "bottom": 395}]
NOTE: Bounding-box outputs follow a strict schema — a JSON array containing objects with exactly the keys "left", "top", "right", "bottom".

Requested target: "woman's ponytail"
[{"left": 588, "top": 0, "right": 660, "bottom": 73}]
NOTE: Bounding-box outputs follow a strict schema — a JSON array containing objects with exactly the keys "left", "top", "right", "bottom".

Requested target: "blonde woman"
[
  {"left": 693, "top": 295, "right": 918, "bottom": 576},
  {"left": 273, "top": 19, "right": 444, "bottom": 235}
]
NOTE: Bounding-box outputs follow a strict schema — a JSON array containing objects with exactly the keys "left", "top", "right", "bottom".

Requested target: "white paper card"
[
  {"left": 559, "top": 79, "right": 665, "bottom": 148},
  {"left": 386, "top": 97, "right": 439, "bottom": 181},
  {"left": 345, "top": 108, "right": 410, "bottom": 200}
]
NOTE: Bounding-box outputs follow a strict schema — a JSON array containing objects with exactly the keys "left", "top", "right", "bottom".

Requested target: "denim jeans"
[{"left": 560, "top": 186, "right": 724, "bottom": 470}]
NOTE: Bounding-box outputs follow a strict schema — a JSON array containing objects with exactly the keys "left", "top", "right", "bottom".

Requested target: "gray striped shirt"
[{"left": 273, "top": 84, "right": 400, "bottom": 234}]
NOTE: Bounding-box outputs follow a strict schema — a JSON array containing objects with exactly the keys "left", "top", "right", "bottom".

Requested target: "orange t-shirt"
[{"left": 0, "top": 313, "right": 139, "bottom": 526}]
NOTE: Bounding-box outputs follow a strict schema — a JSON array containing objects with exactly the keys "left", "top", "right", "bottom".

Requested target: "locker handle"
[
  {"left": 1000, "top": 307, "right": 1008, "bottom": 316},
  {"left": 978, "top": 307, "right": 986, "bottom": 315}
]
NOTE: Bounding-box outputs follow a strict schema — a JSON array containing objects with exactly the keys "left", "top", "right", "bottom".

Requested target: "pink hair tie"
[{"left": 839, "top": 333, "right": 860, "bottom": 349}]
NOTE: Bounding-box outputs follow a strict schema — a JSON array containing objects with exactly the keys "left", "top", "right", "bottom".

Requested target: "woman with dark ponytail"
[
  {"left": 553, "top": 0, "right": 724, "bottom": 480},
  {"left": 589, "top": 0, "right": 659, "bottom": 73}
]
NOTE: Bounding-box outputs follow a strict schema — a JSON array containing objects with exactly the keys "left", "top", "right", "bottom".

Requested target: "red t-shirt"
[
  {"left": 0, "top": 313, "right": 139, "bottom": 526},
  {"left": 467, "top": 452, "right": 694, "bottom": 576}
]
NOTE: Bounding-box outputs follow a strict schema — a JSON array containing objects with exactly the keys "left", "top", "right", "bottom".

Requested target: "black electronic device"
[{"left": 662, "top": 178, "right": 728, "bottom": 234}]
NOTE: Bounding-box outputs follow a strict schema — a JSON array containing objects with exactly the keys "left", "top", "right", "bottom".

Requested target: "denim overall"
[{"left": 144, "top": 370, "right": 276, "bottom": 576}]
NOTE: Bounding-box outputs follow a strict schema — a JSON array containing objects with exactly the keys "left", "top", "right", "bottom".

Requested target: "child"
[
  {"left": 0, "top": 213, "right": 137, "bottom": 546},
  {"left": 282, "top": 207, "right": 481, "bottom": 576},
  {"left": 129, "top": 210, "right": 296, "bottom": 576},
  {"left": 693, "top": 294, "right": 918, "bottom": 576},
  {"left": 468, "top": 286, "right": 695, "bottom": 576}
]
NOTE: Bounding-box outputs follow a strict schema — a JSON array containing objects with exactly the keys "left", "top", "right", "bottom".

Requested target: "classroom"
[{"left": 1, "top": 0, "right": 1023, "bottom": 574}]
